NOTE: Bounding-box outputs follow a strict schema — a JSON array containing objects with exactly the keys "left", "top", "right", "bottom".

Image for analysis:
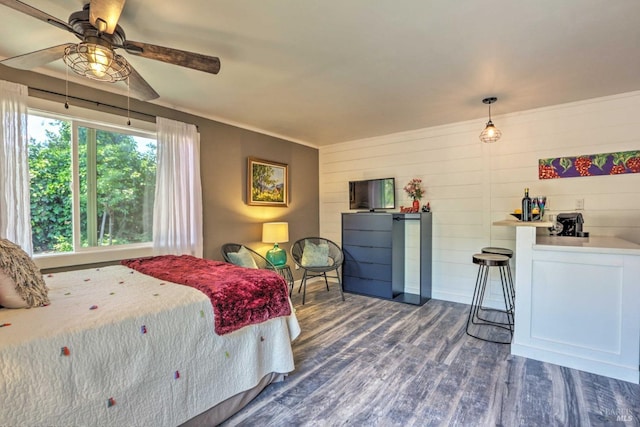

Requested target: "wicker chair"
[
  {"left": 221, "top": 243, "right": 276, "bottom": 270},
  {"left": 290, "top": 237, "right": 345, "bottom": 305}
]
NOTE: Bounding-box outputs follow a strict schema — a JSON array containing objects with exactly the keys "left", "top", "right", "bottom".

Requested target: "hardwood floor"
[{"left": 222, "top": 281, "right": 640, "bottom": 426}]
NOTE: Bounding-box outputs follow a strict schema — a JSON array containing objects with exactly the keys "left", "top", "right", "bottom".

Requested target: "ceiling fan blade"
[
  {"left": 89, "top": 0, "right": 126, "bottom": 34},
  {"left": 122, "top": 41, "right": 221, "bottom": 74},
  {"left": 0, "top": 0, "right": 78, "bottom": 35},
  {"left": 126, "top": 64, "right": 159, "bottom": 101},
  {"left": 1, "top": 44, "right": 72, "bottom": 70}
]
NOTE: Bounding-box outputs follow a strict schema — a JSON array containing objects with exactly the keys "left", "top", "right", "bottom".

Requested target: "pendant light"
[{"left": 479, "top": 97, "right": 502, "bottom": 143}]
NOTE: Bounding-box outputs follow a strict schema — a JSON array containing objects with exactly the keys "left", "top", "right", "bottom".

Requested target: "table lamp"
[{"left": 262, "top": 222, "right": 289, "bottom": 266}]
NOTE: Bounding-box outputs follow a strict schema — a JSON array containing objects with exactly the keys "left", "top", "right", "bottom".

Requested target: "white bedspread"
[{"left": 0, "top": 265, "right": 300, "bottom": 427}]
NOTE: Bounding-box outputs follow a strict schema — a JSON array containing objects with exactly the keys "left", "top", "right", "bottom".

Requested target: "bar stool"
[
  {"left": 481, "top": 247, "right": 514, "bottom": 301},
  {"left": 466, "top": 253, "right": 514, "bottom": 344},
  {"left": 471, "top": 249, "right": 515, "bottom": 324}
]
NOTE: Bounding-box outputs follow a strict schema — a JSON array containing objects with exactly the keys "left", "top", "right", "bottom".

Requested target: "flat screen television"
[{"left": 349, "top": 178, "right": 395, "bottom": 211}]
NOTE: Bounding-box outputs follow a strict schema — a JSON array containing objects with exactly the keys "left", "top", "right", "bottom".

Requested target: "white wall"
[{"left": 319, "top": 91, "right": 640, "bottom": 306}]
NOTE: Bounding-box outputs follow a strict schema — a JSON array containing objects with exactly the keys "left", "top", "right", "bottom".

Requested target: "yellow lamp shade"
[
  {"left": 262, "top": 222, "right": 289, "bottom": 266},
  {"left": 262, "top": 222, "right": 289, "bottom": 244}
]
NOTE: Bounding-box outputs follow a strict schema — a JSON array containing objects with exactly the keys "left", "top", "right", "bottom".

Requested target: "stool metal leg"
[
  {"left": 476, "top": 270, "right": 510, "bottom": 323},
  {"left": 477, "top": 261, "right": 516, "bottom": 318},
  {"left": 498, "top": 265, "right": 514, "bottom": 334},
  {"left": 471, "top": 265, "right": 492, "bottom": 327},
  {"left": 471, "top": 264, "right": 489, "bottom": 327},
  {"left": 466, "top": 264, "right": 487, "bottom": 335},
  {"left": 467, "top": 259, "right": 513, "bottom": 344},
  {"left": 506, "top": 262, "right": 515, "bottom": 299}
]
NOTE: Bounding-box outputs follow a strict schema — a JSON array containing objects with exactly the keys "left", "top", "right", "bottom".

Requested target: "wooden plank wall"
[{"left": 319, "top": 91, "right": 640, "bottom": 306}]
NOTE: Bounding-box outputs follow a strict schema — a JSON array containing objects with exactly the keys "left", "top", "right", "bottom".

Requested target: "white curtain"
[
  {"left": 153, "top": 117, "right": 203, "bottom": 257},
  {"left": 0, "top": 81, "right": 33, "bottom": 254}
]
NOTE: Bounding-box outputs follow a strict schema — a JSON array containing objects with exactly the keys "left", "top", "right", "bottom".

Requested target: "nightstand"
[{"left": 273, "top": 264, "right": 294, "bottom": 296}]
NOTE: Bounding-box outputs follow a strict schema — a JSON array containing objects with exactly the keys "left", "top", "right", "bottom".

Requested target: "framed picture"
[{"left": 247, "top": 157, "right": 289, "bottom": 206}]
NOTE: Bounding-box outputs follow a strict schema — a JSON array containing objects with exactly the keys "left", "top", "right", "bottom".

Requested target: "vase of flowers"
[{"left": 404, "top": 178, "right": 424, "bottom": 211}]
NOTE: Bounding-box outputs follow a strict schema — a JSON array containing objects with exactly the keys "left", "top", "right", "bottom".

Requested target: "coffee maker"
[{"left": 555, "top": 212, "right": 587, "bottom": 237}]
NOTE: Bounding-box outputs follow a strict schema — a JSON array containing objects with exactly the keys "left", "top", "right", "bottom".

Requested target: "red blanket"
[{"left": 122, "top": 255, "right": 291, "bottom": 335}]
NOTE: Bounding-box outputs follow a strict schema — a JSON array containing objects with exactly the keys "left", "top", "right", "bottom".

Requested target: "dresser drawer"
[
  {"left": 343, "top": 261, "right": 392, "bottom": 281},
  {"left": 343, "top": 245, "right": 392, "bottom": 265},
  {"left": 342, "top": 213, "right": 392, "bottom": 231},
  {"left": 343, "top": 276, "right": 393, "bottom": 299},
  {"left": 342, "top": 230, "right": 391, "bottom": 248}
]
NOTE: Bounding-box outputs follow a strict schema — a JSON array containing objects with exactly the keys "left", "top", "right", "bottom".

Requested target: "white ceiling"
[{"left": 1, "top": 0, "right": 640, "bottom": 147}]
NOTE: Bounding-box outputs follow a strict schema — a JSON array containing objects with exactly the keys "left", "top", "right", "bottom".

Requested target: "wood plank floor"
[{"left": 222, "top": 281, "right": 640, "bottom": 426}]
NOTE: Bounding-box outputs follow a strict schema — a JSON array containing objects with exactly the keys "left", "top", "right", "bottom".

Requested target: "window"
[{"left": 28, "top": 113, "right": 156, "bottom": 257}]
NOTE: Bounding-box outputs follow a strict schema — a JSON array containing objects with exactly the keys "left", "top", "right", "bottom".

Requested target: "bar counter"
[{"left": 494, "top": 221, "right": 640, "bottom": 384}]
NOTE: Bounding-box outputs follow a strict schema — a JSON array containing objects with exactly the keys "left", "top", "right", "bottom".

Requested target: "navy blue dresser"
[{"left": 341, "top": 212, "right": 432, "bottom": 305}]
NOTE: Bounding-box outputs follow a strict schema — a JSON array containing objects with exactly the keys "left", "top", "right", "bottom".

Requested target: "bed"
[{"left": 0, "top": 255, "right": 300, "bottom": 427}]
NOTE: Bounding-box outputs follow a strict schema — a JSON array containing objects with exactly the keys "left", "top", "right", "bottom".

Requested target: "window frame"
[{"left": 27, "top": 97, "right": 157, "bottom": 270}]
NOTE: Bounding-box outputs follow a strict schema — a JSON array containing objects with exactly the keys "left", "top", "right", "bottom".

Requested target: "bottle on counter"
[{"left": 522, "top": 188, "right": 532, "bottom": 221}]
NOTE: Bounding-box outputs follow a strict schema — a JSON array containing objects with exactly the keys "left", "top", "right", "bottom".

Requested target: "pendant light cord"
[
  {"left": 126, "top": 77, "right": 131, "bottom": 126},
  {"left": 65, "top": 65, "right": 69, "bottom": 109}
]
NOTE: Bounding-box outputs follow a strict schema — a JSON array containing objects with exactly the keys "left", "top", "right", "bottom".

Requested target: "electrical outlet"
[{"left": 575, "top": 198, "right": 584, "bottom": 210}]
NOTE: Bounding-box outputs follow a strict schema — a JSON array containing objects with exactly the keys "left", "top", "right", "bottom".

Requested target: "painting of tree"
[{"left": 247, "top": 157, "right": 288, "bottom": 206}]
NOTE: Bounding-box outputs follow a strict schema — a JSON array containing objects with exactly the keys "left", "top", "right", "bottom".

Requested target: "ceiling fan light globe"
[
  {"left": 85, "top": 43, "right": 113, "bottom": 78},
  {"left": 64, "top": 43, "right": 131, "bottom": 82},
  {"left": 89, "top": 62, "right": 107, "bottom": 77}
]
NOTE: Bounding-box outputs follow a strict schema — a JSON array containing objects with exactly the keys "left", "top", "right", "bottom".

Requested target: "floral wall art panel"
[{"left": 538, "top": 150, "right": 640, "bottom": 179}]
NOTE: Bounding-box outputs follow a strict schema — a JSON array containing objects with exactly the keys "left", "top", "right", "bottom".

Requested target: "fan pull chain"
[
  {"left": 64, "top": 65, "right": 69, "bottom": 109},
  {"left": 126, "top": 77, "right": 131, "bottom": 126}
]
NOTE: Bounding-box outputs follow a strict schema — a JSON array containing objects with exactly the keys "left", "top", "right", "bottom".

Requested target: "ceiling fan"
[{"left": 0, "top": 0, "right": 221, "bottom": 101}]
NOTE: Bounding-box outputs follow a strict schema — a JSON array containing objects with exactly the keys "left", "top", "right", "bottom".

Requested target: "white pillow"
[
  {"left": 301, "top": 240, "right": 330, "bottom": 267},
  {"left": 227, "top": 246, "right": 259, "bottom": 269}
]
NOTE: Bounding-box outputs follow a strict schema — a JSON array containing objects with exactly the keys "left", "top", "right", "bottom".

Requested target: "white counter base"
[{"left": 511, "top": 227, "right": 640, "bottom": 384}]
